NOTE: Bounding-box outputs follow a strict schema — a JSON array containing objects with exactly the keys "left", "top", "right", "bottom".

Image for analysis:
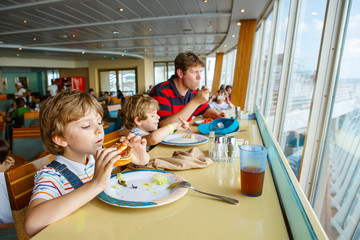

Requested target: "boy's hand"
[
  {"left": 93, "top": 147, "right": 121, "bottom": 191},
  {"left": 175, "top": 120, "right": 190, "bottom": 131},
  {"left": 119, "top": 134, "right": 150, "bottom": 166}
]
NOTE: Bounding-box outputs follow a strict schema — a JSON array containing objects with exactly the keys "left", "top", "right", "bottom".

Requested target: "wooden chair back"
[
  {"left": 0, "top": 94, "right": 7, "bottom": 100},
  {"left": 112, "top": 97, "right": 122, "bottom": 104},
  {"left": 0, "top": 121, "right": 6, "bottom": 139},
  {"left": 103, "top": 130, "right": 121, "bottom": 148},
  {"left": 12, "top": 127, "right": 44, "bottom": 161},
  {"left": 4, "top": 154, "right": 54, "bottom": 240},
  {"left": 23, "top": 111, "right": 40, "bottom": 128},
  {"left": 107, "top": 104, "right": 121, "bottom": 118},
  {"left": 9, "top": 154, "right": 29, "bottom": 170}
]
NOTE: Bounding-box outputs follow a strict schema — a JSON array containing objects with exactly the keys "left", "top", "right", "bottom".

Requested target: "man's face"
[{"left": 180, "top": 65, "right": 203, "bottom": 90}]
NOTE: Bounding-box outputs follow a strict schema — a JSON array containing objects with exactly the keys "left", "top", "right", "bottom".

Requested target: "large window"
[
  {"left": 311, "top": 1, "right": 360, "bottom": 239},
  {"left": 154, "top": 62, "right": 174, "bottom": 85},
  {"left": 220, "top": 49, "right": 237, "bottom": 87},
  {"left": 256, "top": 11, "right": 273, "bottom": 108},
  {"left": 99, "top": 69, "right": 136, "bottom": 96},
  {"left": 264, "top": 0, "right": 291, "bottom": 129},
  {"left": 279, "top": 0, "right": 327, "bottom": 177},
  {"left": 46, "top": 69, "right": 59, "bottom": 86}
]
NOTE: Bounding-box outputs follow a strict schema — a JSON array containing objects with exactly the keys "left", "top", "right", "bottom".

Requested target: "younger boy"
[
  {"left": 24, "top": 90, "right": 149, "bottom": 237},
  {"left": 121, "top": 94, "right": 189, "bottom": 149}
]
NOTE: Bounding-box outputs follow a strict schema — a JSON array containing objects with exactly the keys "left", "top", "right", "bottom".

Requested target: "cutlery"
[
  {"left": 179, "top": 118, "right": 193, "bottom": 138},
  {"left": 177, "top": 181, "right": 239, "bottom": 205}
]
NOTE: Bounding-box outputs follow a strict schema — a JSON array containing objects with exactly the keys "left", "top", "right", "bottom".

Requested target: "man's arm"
[{"left": 203, "top": 107, "right": 229, "bottom": 119}]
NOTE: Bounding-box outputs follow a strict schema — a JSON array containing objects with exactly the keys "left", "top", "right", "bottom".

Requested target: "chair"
[
  {"left": 23, "top": 112, "right": 40, "bottom": 128},
  {"left": 103, "top": 130, "right": 122, "bottom": 148},
  {"left": 12, "top": 127, "right": 45, "bottom": 161},
  {"left": 107, "top": 104, "right": 121, "bottom": 118},
  {"left": 0, "top": 121, "right": 6, "bottom": 139},
  {"left": 104, "top": 105, "right": 122, "bottom": 134},
  {"left": 4, "top": 154, "right": 54, "bottom": 240},
  {"left": 9, "top": 154, "right": 29, "bottom": 169},
  {"left": 112, "top": 97, "right": 122, "bottom": 104}
]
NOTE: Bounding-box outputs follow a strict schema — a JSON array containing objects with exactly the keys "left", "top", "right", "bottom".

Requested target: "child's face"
[
  {"left": 61, "top": 110, "right": 104, "bottom": 159},
  {"left": 138, "top": 109, "right": 159, "bottom": 132}
]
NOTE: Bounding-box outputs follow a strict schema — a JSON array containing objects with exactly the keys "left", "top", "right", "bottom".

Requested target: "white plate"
[
  {"left": 194, "top": 120, "right": 204, "bottom": 125},
  {"left": 161, "top": 133, "right": 208, "bottom": 146},
  {"left": 98, "top": 170, "right": 188, "bottom": 208}
]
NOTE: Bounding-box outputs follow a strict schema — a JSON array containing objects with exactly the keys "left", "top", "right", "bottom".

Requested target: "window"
[
  {"left": 220, "top": 49, "right": 237, "bottom": 88},
  {"left": 279, "top": 0, "right": 327, "bottom": 177},
  {"left": 99, "top": 69, "right": 136, "bottom": 96},
  {"left": 311, "top": 1, "right": 360, "bottom": 239},
  {"left": 264, "top": 0, "right": 291, "bottom": 129},
  {"left": 154, "top": 62, "right": 174, "bottom": 85},
  {"left": 256, "top": 11, "right": 273, "bottom": 108},
  {"left": 46, "top": 69, "right": 59, "bottom": 86}
]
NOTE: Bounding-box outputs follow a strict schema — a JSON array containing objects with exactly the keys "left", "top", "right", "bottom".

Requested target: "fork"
[
  {"left": 178, "top": 118, "right": 192, "bottom": 138},
  {"left": 178, "top": 181, "right": 239, "bottom": 205}
]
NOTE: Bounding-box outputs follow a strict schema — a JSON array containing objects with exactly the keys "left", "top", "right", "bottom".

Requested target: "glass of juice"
[{"left": 239, "top": 145, "right": 267, "bottom": 197}]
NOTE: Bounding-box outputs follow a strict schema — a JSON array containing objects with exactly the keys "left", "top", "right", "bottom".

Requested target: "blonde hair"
[
  {"left": 121, "top": 94, "right": 159, "bottom": 129},
  {"left": 39, "top": 90, "right": 103, "bottom": 155}
]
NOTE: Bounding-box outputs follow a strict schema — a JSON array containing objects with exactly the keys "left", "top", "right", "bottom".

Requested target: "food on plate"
[
  {"left": 111, "top": 142, "right": 133, "bottom": 166},
  {"left": 183, "top": 134, "right": 194, "bottom": 139},
  {"left": 153, "top": 173, "right": 169, "bottom": 185},
  {"left": 116, "top": 173, "right": 127, "bottom": 187},
  {"left": 203, "top": 118, "right": 213, "bottom": 124}
]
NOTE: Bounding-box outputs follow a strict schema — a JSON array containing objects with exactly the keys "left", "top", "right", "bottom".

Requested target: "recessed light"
[
  {"left": 81, "top": 51, "right": 85, "bottom": 54},
  {"left": 33, "top": 37, "right": 37, "bottom": 41},
  {"left": 72, "top": 34, "right": 76, "bottom": 38},
  {"left": 148, "top": 28, "right": 152, "bottom": 31},
  {"left": 121, "top": 54, "right": 124, "bottom": 56},
  {"left": 203, "top": 0, "right": 208, "bottom": 2},
  {"left": 23, "top": 20, "right": 27, "bottom": 23},
  {"left": 224, "top": 44, "right": 227, "bottom": 47},
  {"left": 16, "top": 53, "right": 21, "bottom": 56},
  {"left": 237, "top": 22, "right": 241, "bottom": 26},
  {"left": 59, "top": 34, "right": 68, "bottom": 38},
  {"left": 232, "top": 35, "right": 235, "bottom": 38},
  {"left": 240, "top": 9, "right": 245, "bottom": 13},
  {"left": 18, "top": 48, "right": 22, "bottom": 50},
  {"left": 119, "top": 8, "right": 124, "bottom": 11},
  {"left": 113, "top": 31, "right": 119, "bottom": 35}
]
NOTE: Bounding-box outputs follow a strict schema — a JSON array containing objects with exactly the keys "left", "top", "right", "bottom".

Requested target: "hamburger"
[{"left": 111, "top": 142, "right": 133, "bottom": 166}]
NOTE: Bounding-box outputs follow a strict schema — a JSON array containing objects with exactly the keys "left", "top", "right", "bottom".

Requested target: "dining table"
[{"left": 32, "top": 118, "right": 289, "bottom": 240}]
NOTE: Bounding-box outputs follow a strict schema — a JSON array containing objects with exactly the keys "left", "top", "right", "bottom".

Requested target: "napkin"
[{"left": 127, "top": 147, "right": 213, "bottom": 170}]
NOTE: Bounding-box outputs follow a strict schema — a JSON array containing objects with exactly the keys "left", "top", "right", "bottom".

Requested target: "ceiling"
[{"left": 0, "top": 0, "right": 267, "bottom": 61}]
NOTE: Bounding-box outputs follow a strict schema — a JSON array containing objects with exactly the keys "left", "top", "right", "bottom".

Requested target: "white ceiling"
[{"left": 0, "top": 0, "right": 268, "bottom": 61}]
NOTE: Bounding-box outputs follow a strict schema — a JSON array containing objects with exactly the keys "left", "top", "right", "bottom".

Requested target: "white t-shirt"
[
  {"left": 0, "top": 172, "right": 14, "bottom": 224},
  {"left": 48, "top": 84, "right": 58, "bottom": 97},
  {"left": 14, "top": 88, "right": 26, "bottom": 98},
  {"left": 210, "top": 101, "right": 232, "bottom": 110}
]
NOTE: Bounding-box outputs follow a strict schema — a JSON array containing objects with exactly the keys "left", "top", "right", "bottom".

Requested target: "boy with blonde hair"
[
  {"left": 25, "top": 90, "right": 149, "bottom": 237},
  {"left": 121, "top": 94, "right": 189, "bottom": 149}
]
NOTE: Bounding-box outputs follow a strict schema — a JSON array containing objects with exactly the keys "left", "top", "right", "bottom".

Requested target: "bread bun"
[{"left": 111, "top": 142, "right": 133, "bottom": 166}]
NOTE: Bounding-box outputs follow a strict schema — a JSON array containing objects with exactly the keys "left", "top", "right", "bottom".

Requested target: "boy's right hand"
[{"left": 92, "top": 148, "right": 121, "bottom": 191}]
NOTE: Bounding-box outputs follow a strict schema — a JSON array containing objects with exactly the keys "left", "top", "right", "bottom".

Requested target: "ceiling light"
[
  {"left": 232, "top": 35, "right": 235, "bottom": 38},
  {"left": 240, "top": 9, "right": 245, "bottom": 13},
  {"left": 16, "top": 54, "right": 21, "bottom": 56},
  {"left": 33, "top": 37, "right": 37, "bottom": 41},
  {"left": 121, "top": 54, "right": 124, "bottom": 56},
  {"left": 18, "top": 48, "right": 22, "bottom": 50},
  {"left": 237, "top": 22, "right": 241, "bottom": 26},
  {"left": 81, "top": 51, "right": 85, "bottom": 54},
  {"left": 23, "top": 20, "right": 27, "bottom": 23},
  {"left": 59, "top": 34, "right": 68, "bottom": 38},
  {"left": 119, "top": 8, "right": 124, "bottom": 11},
  {"left": 203, "top": 0, "right": 208, "bottom": 2},
  {"left": 72, "top": 34, "right": 76, "bottom": 38},
  {"left": 312, "top": 12, "right": 318, "bottom": 15},
  {"left": 113, "top": 31, "right": 119, "bottom": 35},
  {"left": 224, "top": 44, "right": 227, "bottom": 47},
  {"left": 148, "top": 28, "right": 152, "bottom": 31},
  {"left": 216, "top": 51, "right": 219, "bottom": 53}
]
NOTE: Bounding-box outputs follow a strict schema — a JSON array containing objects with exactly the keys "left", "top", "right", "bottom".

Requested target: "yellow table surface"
[{"left": 32, "top": 119, "right": 289, "bottom": 240}]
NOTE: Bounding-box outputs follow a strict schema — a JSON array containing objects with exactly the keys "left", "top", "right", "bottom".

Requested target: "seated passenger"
[
  {"left": 209, "top": 89, "right": 234, "bottom": 110},
  {"left": 120, "top": 94, "right": 189, "bottom": 151}
]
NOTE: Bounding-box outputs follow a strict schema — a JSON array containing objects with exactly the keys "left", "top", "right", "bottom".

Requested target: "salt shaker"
[
  {"left": 214, "top": 136, "right": 225, "bottom": 162},
  {"left": 235, "top": 106, "right": 241, "bottom": 121},
  {"left": 208, "top": 131, "right": 215, "bottom": 159},
  {"left": 226, "top": 136, "right": 236, "bottom": 162}
]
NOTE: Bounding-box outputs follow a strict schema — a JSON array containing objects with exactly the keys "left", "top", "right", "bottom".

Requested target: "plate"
[
  {"left": 161, "top": 133, "right": 208, "bottom": 146},
  {"left": 194, "top": 120, "right": 204, "bottom": 125},
  {"left": 98, "top": 170, "right": 188, "bottom": 208}
]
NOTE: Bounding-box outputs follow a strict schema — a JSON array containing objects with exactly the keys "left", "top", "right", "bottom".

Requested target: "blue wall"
[{"left": 3, "top": 71, "right": 46, "bottom": 95}]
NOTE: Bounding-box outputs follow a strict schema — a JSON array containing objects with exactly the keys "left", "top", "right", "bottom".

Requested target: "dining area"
[{"left": 28, "top": 115, "right": 299, "bottom": 240}]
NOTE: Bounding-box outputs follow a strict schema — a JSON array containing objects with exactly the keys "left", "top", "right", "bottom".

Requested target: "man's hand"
[{"left": 192, "top": 86, "right": 210, "bottom": 105}]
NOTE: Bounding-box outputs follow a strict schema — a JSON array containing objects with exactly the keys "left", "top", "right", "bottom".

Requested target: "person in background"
[
  {"left": 88, "top": 88, "right": 96, "bottom": 98},
  {"left": 208, "top": 89, "right": 234, "bottom": 110},
  {"left": 24, "top": 89, "right": 36, "bottom": 109},
  {"left": 117, "top": 89, "right": 125, "bottom": 103},
  {"left": 14, "top": 82, "right": 26, "bottom": 98},
  {"left": 0, "top": 138, "right": 14, "bottom": 224},
  {"left": 6, "top": 97, "right": 30, "bottom": 126},
  {"left": 150, "top": 51, "right": 228, "bottom": 127},
  {"left": 219, "top": 84, "right": 226, "bottom": 91},
  {"left": 47, "top": 80, "right": 58, "bottom": 97},
  {"left": 24, "top": 90, "right": 150, "bottom": 237},
  {"left": 146, "top": 85, "right": 153, "bottom": 95},
  {"left": 225, "top": 85, "right": 232, "bottom": 101},
  {"left": 120, "top": 94, "right": 189, "bottom": 151}
]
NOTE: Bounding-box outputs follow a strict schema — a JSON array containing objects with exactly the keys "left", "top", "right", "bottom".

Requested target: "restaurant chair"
[
  {"left": 0, "top": 121, "right": 6, "bottom": 139},
  {"left": 4, "top": 154, "right": 55, "bottom": 240},
  {"left": 12, "top": 127, "right": 45, "bottom": 161},
  {"left": 9, "top": 154, "right": 28, "bottom": 169},
  {"left": 104, "top": 105, "right": 122, "bottom": 134},
  {"left": 112, "top": 97, "right": 122, "bottom": 104},
  {"left": 103, "top": 130, "right": 121, "bottom": 148},
  {"left": 23, "top": 111, "right": 40, "bottom": 128},
  {"left": 0, "top": 94, "right": 7, "bottom": 100},
  {"left": 0, "top": 223, "right": 16, "bottom": 240},
  {"left": 107, "top": 104, "right": 121, "bottom": 118}
]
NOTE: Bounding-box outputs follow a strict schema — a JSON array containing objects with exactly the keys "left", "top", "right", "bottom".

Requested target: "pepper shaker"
[
  {"left": 226, "top": 136, "right": 236, "bottom": 162},
  {"left": 208, "top": 131, "right": 215, "bottom": 159}
]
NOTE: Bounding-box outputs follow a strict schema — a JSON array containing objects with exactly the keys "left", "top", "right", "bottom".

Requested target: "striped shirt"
[
  {"left": 30, "top": 155, "right": 95, "bottom": 202},
  {"left": 150, "top": 76, "right": 209, "bottom": 122}
]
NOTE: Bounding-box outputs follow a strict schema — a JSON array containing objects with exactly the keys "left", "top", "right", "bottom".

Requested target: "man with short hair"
[{"left": 151, "top": 51, "right": 228, "bottom": 127}]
